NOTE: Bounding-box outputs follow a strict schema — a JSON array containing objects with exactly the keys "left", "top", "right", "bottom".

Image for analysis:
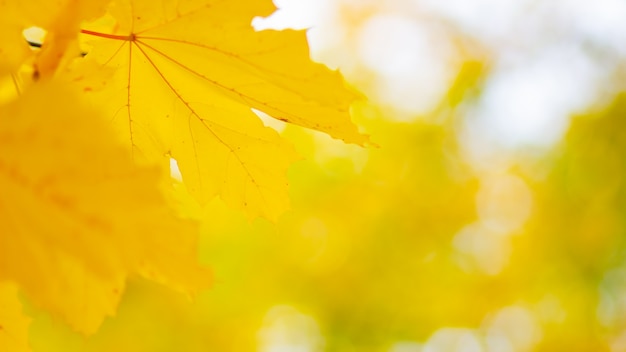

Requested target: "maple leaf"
[
  {"left": 0, "top": 283, "right": 31, "bottom": 352},
  {"left": 75, "top": 0, "right": 368, "bottom": 220},
  {"left": 0, "top": 81, "right": 210, "bottom": 334}
]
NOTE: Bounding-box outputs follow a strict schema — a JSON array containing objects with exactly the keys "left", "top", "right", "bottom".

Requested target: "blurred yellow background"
[{"left": 26, "top": 0, "right": 626, "bottom": 351}]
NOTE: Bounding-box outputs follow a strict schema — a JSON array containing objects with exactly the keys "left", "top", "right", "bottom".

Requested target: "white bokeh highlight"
[
  {"left": 258, "top": 305, "right": 325, "bottom": 352},
  {"left": 357, "top": 14, "right": 455, "bottom": 117}
]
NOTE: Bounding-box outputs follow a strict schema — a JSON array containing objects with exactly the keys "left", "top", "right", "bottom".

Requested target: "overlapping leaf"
[
  {"left": 0, "top": 0, "right": 108, "bottom": 77},
  {"left": 77, "top": 0, "right": 368, "bottom": 220},
  {"left": 0, "top": 0, "right": 366, "bottom": 340},
  {"left": 0, "top": 81, "right": 210, "bottom": 334}
]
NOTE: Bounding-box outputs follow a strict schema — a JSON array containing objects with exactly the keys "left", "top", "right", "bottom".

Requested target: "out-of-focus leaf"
[{"left": 0, "top": 81, "right": 209, "bottom": 334}]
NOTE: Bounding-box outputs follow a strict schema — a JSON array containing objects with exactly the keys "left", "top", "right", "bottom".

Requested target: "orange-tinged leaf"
[
  {"left": 0, "top": 81, "right": 210, "bottom": 334},
  {"left": 77, "top": 0, "right": 367, "bottom": 220},
  {"left": 0, "top": 282, "right": 31, "bottom": 352},
  {"left": 32, "top": 0, "right": 110, "bottom": 78}
]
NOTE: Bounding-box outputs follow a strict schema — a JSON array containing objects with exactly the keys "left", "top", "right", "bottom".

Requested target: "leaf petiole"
[{"left": 80, "top": 29, "right": 134, "bottom": 41}]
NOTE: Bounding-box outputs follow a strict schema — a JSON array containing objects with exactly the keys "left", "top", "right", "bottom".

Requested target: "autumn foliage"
[
  {"left": 1, "top": 0, "right": 366, "bottom": 348},
  {"left": 3, "top": 0, "right": 626, "bottom": 351}
]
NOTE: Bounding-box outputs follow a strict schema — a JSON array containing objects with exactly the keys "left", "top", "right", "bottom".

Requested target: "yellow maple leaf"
[
  {"left": 0, "top": 283, "right": 31, "bottom": 352},
  {"left": 75, "top": 0, "right": 368, "bottom": 220},
  {"left": 0, "top": 81, "right": 210, "bottom": 334}
]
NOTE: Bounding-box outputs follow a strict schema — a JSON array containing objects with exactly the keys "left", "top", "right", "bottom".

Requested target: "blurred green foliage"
[{"left": 24, "top": 3, "right": 626, "bottom": 352}]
